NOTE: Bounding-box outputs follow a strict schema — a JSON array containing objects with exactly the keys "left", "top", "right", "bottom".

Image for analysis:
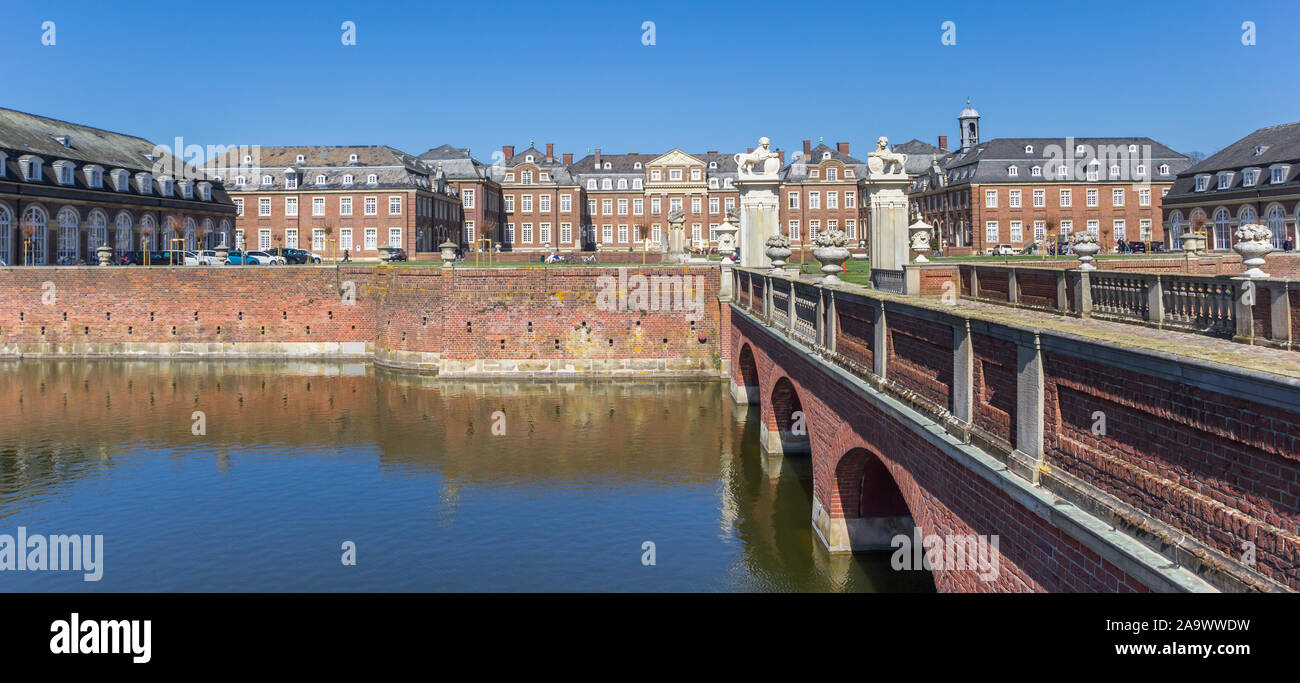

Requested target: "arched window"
[
  {"left": 203, "top": 218, "right": 216, "bottom": 248},
  {"left": 57, "top": 206, "right": 79, "bottom": 264},
  {"left": 184, "top": 217, "right": 197, "bottom": 251},
  {"left": 1266, "top": 206, "right": 1285, "bottom": 249},
  {"left": 0, "top": 204, "right": 10, "bottom": 266},
  {"left": 1238, "top": 206, "right": 1257, "bottom": 229},
  {"left": 1213, "top": 208, "right": 1230, "bottom": 250},
  {"left": 115, "top": 212, "right": 133, "bottom": 256},
  {"left": 88, "top": 209, "right": 108, "bottom": 252},
  {"left": 23, "top": 206, "right": 48, "bottom": 265},
  {"left": 161, "top": 216, "right": 177, "bottom": 251},
  {"left": 1169, "top": 211, "right": 1183, "bottom": 243},
  {"left": 139, "top": 213, "right": 156, "bottom": 249},
  {"left": 219, "top": 219, "right": 232, "bottom": 248}
]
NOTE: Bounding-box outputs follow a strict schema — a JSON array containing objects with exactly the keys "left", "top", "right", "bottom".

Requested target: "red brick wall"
[
  {"left": 1017, "top": 270, "right": 1060, "bottom": 308},
  {"left": 971, "top": 332, "right": 1017, "bottom": 448},
  {"left": 834, "top": 299, "right": 874, "bottom": 372},
  {"left": 886, "top": 312, "right": 953, "bottom": 411}
]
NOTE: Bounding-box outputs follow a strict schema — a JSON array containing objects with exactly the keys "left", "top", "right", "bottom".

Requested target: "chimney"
[
  {"left": 778, "top": 150, "right": 785, "bottom": 166},
  {"left": 803, "top": 139, "right": 811, "bottom": 158},
  {"left": 837, "top": 141, "right": 850, "bottom": 155},
  {"left": 545, "top": 143, "right": 554, "bottom": 161},
  {"left": 502, "top": 145, "right": 514, "bottom": 160},
  {"left": 938, "top": 135, "right": 948, "bottom": 151},
  {"left": 562, "top": 152, "right": 573, "bottom": 166},
  {"left": 747, "top": 148, "right": 753, "bottom": 154},
  {"left": 594, "top": 148, "right": 601, "bottom": 168}
]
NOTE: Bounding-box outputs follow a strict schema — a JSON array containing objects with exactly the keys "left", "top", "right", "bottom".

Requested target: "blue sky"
[{"left": 1, "top": 0, "right": 1295, "bottom": 162}]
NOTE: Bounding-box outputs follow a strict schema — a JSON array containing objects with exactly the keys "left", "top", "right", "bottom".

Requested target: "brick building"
[
  {"left": 417, "top": 144, "right": 503, "bottom": 249},
  {"left": 1161, "top": 121, "right": 1300, "bottom": 252},
  {"left": 908, "top": 103, "right": 1190, "bottom": 255},
  {"left": 206, "top": 145, "right": 461, "bottom": 260},
  {"left": 779, "top": 140, "right": 868, "bottom": 255},
  {"left": 0, "top": 106, "right": 236, "bottom": 265},
  {"left": 487, "top": 144, "right": 582, "bottom": 253}
]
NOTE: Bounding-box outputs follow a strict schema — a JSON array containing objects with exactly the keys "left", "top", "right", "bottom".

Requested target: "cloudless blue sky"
[{"left": 1, "top": 0, "right": 1295, "bottom": 161}]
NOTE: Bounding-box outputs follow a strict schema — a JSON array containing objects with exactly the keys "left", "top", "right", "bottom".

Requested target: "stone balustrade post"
[
  {"left": 1269, "top": 282, "right": 1293, "bottom": 346},
  {"left": 1233, "top": 278, "right": 1257, "bottom": 343},
  {"left": 873, "top": 300, "right": 887, "bottom": 379},
  {"left": 826, "top": 291, "right": 837, "bottom": 355},
  {"left": 1074, "top": 271, "right": 1093, "bottom": 318},
  {"left": 787, "top": 279, "right": 796, "bottom": 334},
  {"left": 1055, "top": 270, "right": 1068, "bottom": 313},
  {"left": 952, "top": 318, "right": 973, "bottom": 424},
  {"left": 970, "top": 266, "right": 981, "bottom": 299},
  {"left": 1146, "top": 274, "right": 1164, "bottom": 326},
  {"left": 1008, "top": 268, "right": 1019, "bottom": 304},
  {"left": 1014, "top": 331, "right": 1046, "bottom": 485}
]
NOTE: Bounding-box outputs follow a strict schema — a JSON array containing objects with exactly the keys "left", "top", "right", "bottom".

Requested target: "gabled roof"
[
  {"left": 204, "top": 145, "right": 439, "bottom": 192},
  {"left": 418, "top": 144, "right": 490, "bottom": 181},
  {"left": 1182, "top": 122, "right": 1300, "bottom": 174},
  {"left": 782, "top": 143, "right": 866, "bottom": 182}
]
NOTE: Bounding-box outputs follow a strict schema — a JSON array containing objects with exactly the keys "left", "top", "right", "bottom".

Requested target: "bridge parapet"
[{"left": 732, "top": 266, "right": 1300, "bottom": 592}]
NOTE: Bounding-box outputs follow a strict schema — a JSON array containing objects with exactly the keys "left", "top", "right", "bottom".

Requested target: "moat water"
[{"left": 0, "top": 360, "right": 934, "bottom": 592}]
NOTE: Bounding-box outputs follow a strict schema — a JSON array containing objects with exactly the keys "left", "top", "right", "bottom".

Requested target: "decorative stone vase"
[
  {"left": 907, "top": 219, "right": 934, "bottom": 263},
  {"left": 96, "top": 243, "right": 113, "bottom": 266},
  {"left": 1071, "top": 231, "right": 1100, "bottom": 271},
  {"left": 715, "top": 217, "right": 740, "bottom": 263},
  {"left": 1180, "top": 231, "right": 1202, "bottom": 255},
  {"left": 439, "top": 240, "right": 458, "bottom": 266},
  {"left": 1233, "top": 223, "right": 1273, "bottom": 278},
  {"left": 215, "top": 241, "right": 230, "bottom": 265},
  {"left": 812, "top": 228, "right": 851, "bottom": 284},
  {"left": 764, "top": 234, "right": 791, "bottom": 273}
]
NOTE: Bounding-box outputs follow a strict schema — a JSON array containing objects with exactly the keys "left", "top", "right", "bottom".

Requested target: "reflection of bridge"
[{"left": 727, "top": 267, "right": 1300, "bottom": 593}]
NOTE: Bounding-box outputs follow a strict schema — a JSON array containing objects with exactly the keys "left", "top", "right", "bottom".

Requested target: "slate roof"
[
  {"left": 1163, "top": 122, "right": 1300, "bottom": 200},
  {"left": 910, "top": 136, "right": 1189, "bottom": 190},
  {"left": 893, "top": 139, "right": 951, "bottom": 175},
  {"left": 485, "top": 146, "right": 577, "bottom": 186},
  {"left": 0, "top": 106, "right": 233, "bottom": 207},
  {"left": 417, "top": 144, "right": 492, "bottom": 181},
  {"left": 781, "top": 143, "right": 867, "bottom": 182},
  {"left": 204, "top": 145, "right": 443, "bottom": 192}
]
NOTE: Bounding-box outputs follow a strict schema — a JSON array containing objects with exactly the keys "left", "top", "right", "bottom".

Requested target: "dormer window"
[
  {"left": 708, "top": 161, "right": 717, "bottom": 169},
  {"left": 243, "top": 154, "right": 252, "bottom": 164},
  {"left": 367, "top": 174, "right": 377, "bottom": 184},
  {"left": 52, "top": 134, "right": 71, "bottom": 148},
  {"left": 1216, "top": 171, "right": 1232, "bottom": 189},
  {"left": 540, "top": 172, "right": 549, "bottom": 181},
  {"left": 1024, "top": 145, "right": 1034, "bottom": 154},
  {"left": 0, "top": 152, "right": 7, "bottom": 178},
  {"left": 179, "top": 180, "right": 193, "bottom": 199},
  {"left": 1159, "top": 164, "right": 1169, "bottom": 175},
  {"left": 349, "top": 154, "right": 359, "bottom": 163},
  {"left": 19, "top": 155, "right": 43, "bottom": 181},
  {"left": 633, "top": 162, "right": 642, "bottom": 170},
  {"left": 1109, "top": 165, "right": 1121, "bottom": 178},
  {"left": 53, "top": 160, "right": 75, "bottom": 185},
  {"left": 235, "top": 176, "right": 246, "bottom": 187},
  {"left": 198, "top": 182, "right": 212, "bottom": 201},
  {"left": 316, "top": 174, "right": 326, "bottom": 184},
  {"left": 1243, "top": 168, "right": 1260, "bottom": 186},
  {"left": 112, "top": 169, "right": 129, "bottom": 191},
  {"left": 136, "top": 172, "right": 153, "bottom": 194},
  {"left": 1030, "top": 166, "right": 1041, "bottom": 177},
  {"left": 159, "top": 177, "right": 173, "bottom": 196},
  {"left": 587, "top": 179, "right": 597, "bottom": 189},
  {"left": 1128, "top": 144, "right": 1138, "bottom": 154},
  {"left": 525, "top": 155, "right": 534, "bottom": 163},
  {"left": 617, "top": 178, "right": 628, "bottom": 189},
  {"left": 822, "top": 152, "right": 831, "bottom": 160},
  {"left": 724, "top": 178, "right": 733, "bottom": 188},
  {"left": 1075, "top": 144, "right": 1086, "bottom": 154},
  {"left": 708, "top": 178, "right": 718, "bottom": 189},
  {"left": 603, "top": 162, "right": 611, "bottom": 170},
  {"left": 285, "top": 173, "right": 297, "bottom": 190},
  {"left": 83, "top": 165, "right": 103, "bottom": 188},
  {"left": 1134, "top": 164, "right": 1146, "bottom": 177},
  {"left": 1194, "top": 175, "right": 1209, "bottom": 191},
  {"left": 1086, "top": 162, "right": 1100, "bottom": 181},
  {"left": 343, "top": 174, "right": 353, "bottom": 185},
  {"left": 1271, "top": 165, "right": 1289, "bottom": 184},
  {"left": 1007, "top": 166, "right": 1019, "bottom": 177},
  {"left": 633, "top": 178, "right": 643, "bottom": 189},
  {"left": 1255, "top": 144, "right": 1268, "bottom": 156},
  {"left": 601, "top": 179, "right": 612, "bottom": 190},
  {"left": 296, "top": 154, "right": 305, "bottom": 163}
]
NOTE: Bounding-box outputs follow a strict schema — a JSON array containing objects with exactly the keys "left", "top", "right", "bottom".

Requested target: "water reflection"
[{"left": 0, "top": 360, "right": 933, "bottom": 593}]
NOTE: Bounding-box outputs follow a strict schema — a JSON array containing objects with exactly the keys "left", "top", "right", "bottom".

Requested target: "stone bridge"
[{"left": 726, "top": 266, "right": 1300, "bottom": 593}]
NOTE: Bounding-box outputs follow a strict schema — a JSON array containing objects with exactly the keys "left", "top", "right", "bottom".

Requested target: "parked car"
[
  {"left": 265, "top": 247, "right": 311, "bottom": 264},
  {"left": 194, "top": 250, "right": 224, "bottom": 265},
  {"left": 1128, "top": 241, "right": 1147, "bottom": 253},
  {"left": 1151, "top": 242, "right": 1167, "bottom": 253},
  {"left": 246, "top": 250, "right": 283, "bottom": 265},
  {"left": 387, "top": 247, "right": 409, "bottom": 262},
  {"left": 307, "top": 251, "right": 324, "bottom": 264},
  {"left": 223, "top": 250, "right": 261, "bottom": 265},
  {"left": 118, "top": 249, "right": 176, "bottom": 265},
  {"left": 990, "top": 244, "right": 1016, "bottom": 256}
]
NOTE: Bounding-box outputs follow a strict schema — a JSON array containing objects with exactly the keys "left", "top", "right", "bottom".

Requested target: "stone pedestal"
[
  {"left": 666, "top": 212, "right": 686, "bottom": 262},
  {"left": 737, "top": 178, "right": 780, "bottom": 268},
  {"left": 864, "top": 175, "right": 910, "bottom": 272}
]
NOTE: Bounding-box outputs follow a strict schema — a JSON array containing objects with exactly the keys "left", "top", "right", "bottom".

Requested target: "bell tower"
[{"left": 958, "top": 98, "right": 980, "bottom": 152}]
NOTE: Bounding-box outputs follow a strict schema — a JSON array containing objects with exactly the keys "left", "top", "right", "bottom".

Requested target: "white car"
[
  {"left": 308, "top": 251, "right": 324, "bottom": 264},
  {"left": 182, "top": 250, "right": 205, "bottom": 266},
  {"left": 189, "top": 250, "right": 224, "bottom": 265},
  {"left": 991, "top": 244, "right": 1016, "bottom": 256},
  {"left": 246, "top": 250, "right": 284, "bottom": 265}
]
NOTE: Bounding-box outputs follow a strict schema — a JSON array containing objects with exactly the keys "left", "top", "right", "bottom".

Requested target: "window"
[
  {"left": 364, "top": 228, "right": 377, "bottom": 250},
  {"left": 1009, "top": 190, "right": 1021, "bottom": 208},
  {"left": 504, "top": 195, "right": 514, "bottom": 212},
  {"left": 690, "top": 168, "right": 701, "bottom": 181},
  {"left": 259, "top": 229, "right": 271, "bottom": 250},
  {"left": 1031, "top": 166, "right": 1041, "bottom": 177},
  {"left": 587, "top": 199, "right": 596, "bottom": 215},
  {"left": 845, "top": 192, "right": 855, "bottom": 209},
  {"left": 1113, "top": 219, "right": 1127, "bottom": 240},
  {"left": 285, "top": 197, "right": 298, "bottom": 216},
  {"left": 1217, "top": 172, "right": 1232, "bottom": 189},
  {"left": 522, "top": 195, "right": 533, "bottom": 212},
  {"left": 617, "top": 179, "right": 628, "bottom": 190},
  {"left": 1267, "top": 206, "right": 1285, "bottom": 248},
  {"left": 506, "top": 223, "right": 516, "bottom": 243},
  {"left": 1243, "top": 169, "right": 1259, "bottom": 187},
  {"left": 788, "top": 192, "right": 799, "bottom": 209},
  {"left": 1007, "top": 166, "right": 1018, "bottom": 177},
  {"left": 367, "top": 174, "right": 377, "bottom": 184},
  {"left": 651, "top": 170, "right": 662, "bottom": 181},
  {"left": 1159, "top": 164, "right": 1169, "bottom": 175},
  {"left": 389, "top": 228, "right": 402, "bottom": 248},
  {"left": 343, "top": 174, "right": 354, "bottom": 185},
  {"left": 521, "top": 224, "right": 533, "bottom": 243},
  {"left": 789, "top": 220, "right": 800, "bottom": 241},
  {"left": 234, "top": 198, "right": 244, "bottom": 216},
  {"left": 1139, "top": 219, "right": 1152, "bottom": 240},
  {"left": 262, "top": 174, "right": 273, "bottom": 186},
  {"left": 1058, "top": 189, "right": 1072, "bottom": 207},
  {"left": 670, "top": 169, "right": 682, "bottom": 181},
  {"left": 710, "top": 198, "right": 720, "bottom": 214},
  {"left": 560, "top": 223, "right": 572, "bottom": 244},
  {"left": 691, "top": 197, "right": 701, "bottom": 214},
  {"left": 846, "top": 220, "right": 856, "bottom": 239},
  {"left": 602, "top": 199, "right": 612, "bottom": 215},
  {"left": 725, "top": 198, "right": 735, "bottom": 212},
  {"left": 340, "top": 197, "right": 353, "bottom": 215},
  {"left": 540, "top": 195, "right": 551, "bottom": 212},
  {"left": 985, "top": 189, "right": 997, "bottom": 207},
  {"left": 618, "top": 199, "right": 628, "bottom": 215},
  {"left": 364, "top": 197, "right": 377, "bottom": 215},
  {"left": 313, "top": 229, "right": 325, "bottom": 251},
  {"left": 1033, "top": 220, "right": 1046, "bottom": 244},
  {"left": 235, "top": 176, "right": 246, "bottom": 188},
  {"left": 1086, "top": 189, "right": 1098, "bottom": 207},
  {"left": 339, "top": 228, "right": 352, "bottom": 251},
  {"left": 1056, "top": 165, "right": 1069, "bottom": 179},
  {"left": 560, "top": 194, "right": 571, "bottom": 212},
  {"left": 827, "top": 192, "right": 838, "bottom": 209},
  {"left": 1060, "top": 220, "right": 1073, "bottom": 237},
  {"left": 1024, "top": 145, "right": 1033, "bottom": 153},
  {"left": 1086, "top": 220, "right": 1100, "bottom": 238},
  {"left": 602, "top": 224, "right": 613, "bottom": 243},
  {"left": 316, "top": 175, "right": 326, "bottom": 185},
  {"left": 670, "top": 198, "right": 682, "bottom": 213},
  {"left": 521, "top": 170, "right": 533, "bottom": 185},
  {"left": 1009, "top": 220, "right": 1023, "bottom": 242},
  {"left": 1109, "top": 165, "right": 1121, "bottom": 179},
  {"left": 1112, "top": 188, "right": 1124, "bottom": 207},
  {"left": 389, "top": 196, "right": 402, "bottom": 214},
  {"left": 1195, "top": 175, "right": 1209, "bottom": 191},
  {"left": 1086, "top": 163, "right": 1100, "bottom": 182},
  {"left": 1271, "top": 166, "right": 1288, "bottom": 184},
  {"left": 1033, "top": 189, "right": 1045, "bottom": 207},
  {"left": 809, "top": 192, "right": 820, "bottom": 209},
  {"left": 985, "top": 221, "right": 999, "bottom": 244},
  {"left": 809, "top": 220, "right": 820, "bottom": 241},
  {"left": 692, "top": 224, "right": 702, "bottom": 243},
  {"left": 313, "top": 197, "right": 325, "bottom": 216},
  {"left": 1138, "top": 188, "right": 1150, "bottom": 206},
  {"left": 633, "top": 198, "right": 643, "bottom": 215},
  {"left": 539, "top": 223, "right": 551, "bottom": 244},
  {"left": 285, "top": 174, "right": 298, "bottom": 190},
  {"left": 827, "top": 168, "right": 838, "bottom": 181},
  {"left": 1213, "top": 209, "right": 1230, "bottom": 249},
  {"left": 259, "top": 198, "right": 271, "bottom": 216},
  {"left": 651, "top": 198, "right": 661, "bottom": 214},
  {"left": 286, "top": 228, "right": 298, "bottom": 248}
]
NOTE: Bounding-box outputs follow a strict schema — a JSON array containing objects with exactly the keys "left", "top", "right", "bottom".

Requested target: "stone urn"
[
  {"left": 812, "top": 228, "right": 852, "bottom": 284},
  {"left": 439, "top": 240, "right": 459, "bottom": 266},
  {"left": 1180, "top": 230, "right": 1202, "bottom": 254},
  {"left": 1071, "top": 231, "right": 1100, "bottom": 271},
  {"left": 215, "top": 241, "right": 230, "bottom": 265},
  {"left": 908, "top": 219, "right": 933, "bottom": 263},
  {"left": 716, "top": 213, "right": 740, "bottom": 263},
  {"left": 1233, "top": 223, "right": 1273, "bottom": 278},
  {"left": 764, "top": 233, "right": 792, "bottom": 273},
  {"left": 96, "top": 243, "right": 113, "bottom": 266}
]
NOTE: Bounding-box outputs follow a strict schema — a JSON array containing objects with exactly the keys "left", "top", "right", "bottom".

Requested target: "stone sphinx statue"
[
  {"left": 867, "top": 136, "right": 907, "bottom": 176},
  {"left": 735, "top": 137, "right": 781, "bottom": 178}
]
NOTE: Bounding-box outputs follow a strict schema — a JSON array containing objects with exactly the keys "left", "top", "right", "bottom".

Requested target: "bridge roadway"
[{"left": 727, "top": 267, "right": 1300, "bottom": 593}]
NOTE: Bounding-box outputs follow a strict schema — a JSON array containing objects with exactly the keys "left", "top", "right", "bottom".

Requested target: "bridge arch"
[
  {"left": 730, "top": 343, "right": 760, "bottom": 405},
  {"left": 762, "top": 376, "right": 809, "bottom": 454}
]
